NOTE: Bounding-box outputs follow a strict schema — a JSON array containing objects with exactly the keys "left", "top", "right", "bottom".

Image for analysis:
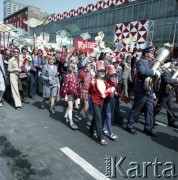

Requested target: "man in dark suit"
[
  {"left": 154, "top": 62, "right": 178, "bottom": 128},
  {"left": 126, "top": 46, "right": 159, "bottom": 136}
]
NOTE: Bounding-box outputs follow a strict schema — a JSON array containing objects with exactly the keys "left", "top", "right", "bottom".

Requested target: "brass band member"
[
  {"left": 154, "top": 61, "right": 178, "bottom": 128},
  {"left": 126, "top": 46, "right": 159, "bottom": 136}
]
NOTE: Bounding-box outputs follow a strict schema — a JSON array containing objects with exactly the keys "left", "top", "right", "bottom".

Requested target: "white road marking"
[
  {"left": 156, "top": 122, "right": 168, "bottom": 127},
  {"left": 60, "top": 147, "right": 110, "bottom": 180}
]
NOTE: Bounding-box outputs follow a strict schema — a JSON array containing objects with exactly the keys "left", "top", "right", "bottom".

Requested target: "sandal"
[{"left": 98, "top": 139, "right": 107, "bottom": 146}]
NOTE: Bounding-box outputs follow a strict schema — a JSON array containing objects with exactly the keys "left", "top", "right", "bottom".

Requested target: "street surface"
[{"left": 0, "top": 96, "right": 178, "bottom": 180}]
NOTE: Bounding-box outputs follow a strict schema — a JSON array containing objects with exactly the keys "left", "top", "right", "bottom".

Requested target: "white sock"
[
  {"left": 64, "top": 108, "right": 69, "bottom": 118},
  {"left": 68, "top": 109, "right": 74, "bottom": 126}
]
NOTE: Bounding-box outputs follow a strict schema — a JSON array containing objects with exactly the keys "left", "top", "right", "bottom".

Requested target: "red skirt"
[{"left": 80, "top": 89, "right": 89, "bottom": 101}]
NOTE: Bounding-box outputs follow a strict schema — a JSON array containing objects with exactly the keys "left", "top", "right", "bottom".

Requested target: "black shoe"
[
  {"left": 126, "top": 127, "right": 137, "bottom": 135},
  {"left": 143, "top": 128, "right": 157, "bottom": 137},
  {"left": 168, "top": 121, "right": 178, "bottom": 128},
  {"left": 73, "top": 107, "right": 79, "bottom": 111},
  {"left": 88, "top": 132, "right": 97, "bottom": 139},
  {"left": 30, "top": 96, "right": 35, "bottom": 100},
  {"left": 173, "top": 115, "right": 178, "bottom": 119},
  {"left": 88, "top": 132, "right": 94, "bottom": 137},
  {"left": 50, "top": 107, "right": 55, "bottom": 114}
]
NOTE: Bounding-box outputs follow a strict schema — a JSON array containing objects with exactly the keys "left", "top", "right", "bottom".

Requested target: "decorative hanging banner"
[
  {"left": 75, "top": 38, "right": 97, "bottom": 52},
  {"left": 80, "top": 32, "right": 91, "bottom": 40}
]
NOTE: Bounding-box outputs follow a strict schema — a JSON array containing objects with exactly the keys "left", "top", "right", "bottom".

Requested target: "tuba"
[
  {"left": 144, "top": 46, "right": 172, "bottom": 91},
  {"left": 165, "top": 68, "right": 178, "bottom": 94}
]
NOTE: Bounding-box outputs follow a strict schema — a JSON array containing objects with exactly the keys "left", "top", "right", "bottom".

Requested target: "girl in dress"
[
  {"left": 60, "top": 63, "right": 79, "bottom": 130},
  {"left": 75, "top": 62, "right": 93, "bottom": 125}
]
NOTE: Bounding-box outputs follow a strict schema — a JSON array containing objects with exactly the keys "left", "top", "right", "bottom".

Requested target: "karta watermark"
[{"left": 105, "top": 156, "right": 177, "bottom": 178}]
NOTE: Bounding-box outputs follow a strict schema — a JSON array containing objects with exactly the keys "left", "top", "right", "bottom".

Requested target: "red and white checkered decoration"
[
  {"left": 114, "top": 20, "right": 149, "bottom": 53},
  {"left": 48, "top": 0, "right": 135, "bottom": 22}
]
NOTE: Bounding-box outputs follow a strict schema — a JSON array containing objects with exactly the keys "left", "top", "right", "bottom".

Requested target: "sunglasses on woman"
[{"left": 13, "top": 50, "right": 19, "bottom": 53}]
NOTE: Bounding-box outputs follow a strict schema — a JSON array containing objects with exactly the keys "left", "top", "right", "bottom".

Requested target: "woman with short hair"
[{"left": 8, "top": 48, "right": 22, "bottom": 109}]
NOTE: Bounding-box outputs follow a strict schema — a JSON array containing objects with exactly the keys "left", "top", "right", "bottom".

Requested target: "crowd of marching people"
[{"left": 0, "top": 44, "right": 178, "bottom": 145}]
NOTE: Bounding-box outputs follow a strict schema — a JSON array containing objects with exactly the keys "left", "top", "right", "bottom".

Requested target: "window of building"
[
  {"left": 122, "top": 8, "right": 128, "bottom": 22},
  {"left": 92, "top": 14, "right": 97, "bottom": 28},
  {"left": 158, "top": 0, "right": 167, "bottom": 17},
  {"left": 165, "top": 0, "right": 175, "bottom": 16},
  {"left": 96, "top": 13, "right": 102, "bottom": 27},
  {"left": 117, "top": 8, "right": 123, "bottom": 22},
  {"left": 137, "top": 3, "right": 146, "bottom": 20},
  {"left": 144, "top": 2, "right": 152, "bottom": 19},
  {"left": 127, "top": 6, "right": 133, "bottom": 22},
  {"left": 150, "top": 0, "right": 159, "bottom": 19},
  {"left": 154, "top": 24, "right": 164, "bottom": 43},
  {"left": 111, "top": 10, "right": 116, "bottom": 24},
  {"left": 103, "top": 12, "right": 107, "bottom": 26}
]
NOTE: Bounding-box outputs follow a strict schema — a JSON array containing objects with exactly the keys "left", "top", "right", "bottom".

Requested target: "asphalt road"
[{"left": 0, "top": 96, "right": 178, "bottom": 180}]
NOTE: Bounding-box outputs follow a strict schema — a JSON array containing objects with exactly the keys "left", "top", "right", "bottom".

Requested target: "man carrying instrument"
[
  {"left": 126, "top": 46, "right": 160, "bottom": 136},
  {"left": 154, "top": 61, "right": 178, "bottom": 128}
]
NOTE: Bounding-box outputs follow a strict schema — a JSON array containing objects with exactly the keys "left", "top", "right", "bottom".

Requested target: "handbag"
[{"left": 18, "top": 72, "right": 27, "bottom": 79}]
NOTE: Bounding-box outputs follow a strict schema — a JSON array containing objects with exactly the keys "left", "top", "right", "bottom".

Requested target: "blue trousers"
[{"left": 29, "top": 72, "right": 38, "bottom": 97}]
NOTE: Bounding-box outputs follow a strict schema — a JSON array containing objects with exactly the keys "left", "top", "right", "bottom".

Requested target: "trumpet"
[
  {"left": 144, "top": 46, "right": 172, "bottom": 91},
  {"left": 165, "top": 68, "right": 178, "bottom": 94}
]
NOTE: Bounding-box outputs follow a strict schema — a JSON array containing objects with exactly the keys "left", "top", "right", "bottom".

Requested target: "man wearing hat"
[
  {"left": 154, "top": 61, "right": 178, "bottom": 128},
  {"left": 126, "top": 46, "right": 160, "bottom": 136}
]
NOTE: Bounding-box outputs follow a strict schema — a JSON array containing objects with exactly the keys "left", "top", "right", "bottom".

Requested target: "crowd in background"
[{"left": 0, "top": 45, "right": 178, "bottom": 145}]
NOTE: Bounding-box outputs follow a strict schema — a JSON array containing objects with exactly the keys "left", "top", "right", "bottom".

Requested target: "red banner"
[{"left": 75, "top": 38, "right": 97, "bottom": 52}]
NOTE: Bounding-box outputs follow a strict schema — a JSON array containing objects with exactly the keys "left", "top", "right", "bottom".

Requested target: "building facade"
[
  {"left": 4, "top": 6, "right": 48, "bottom": 33},
  {"left": 3, "top": 0, "right": 26, "bottom": 18},
  {"left": 35, "top": 0, "right": 178, "bottom": 48}
]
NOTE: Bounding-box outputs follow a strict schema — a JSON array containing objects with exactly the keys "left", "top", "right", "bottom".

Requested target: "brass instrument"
[
  {"left": 144, "top": 46, "right": 172, "bottom": 91},
  {"left": 165, "top": 68, "right": 178, "bottom": 94}
]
